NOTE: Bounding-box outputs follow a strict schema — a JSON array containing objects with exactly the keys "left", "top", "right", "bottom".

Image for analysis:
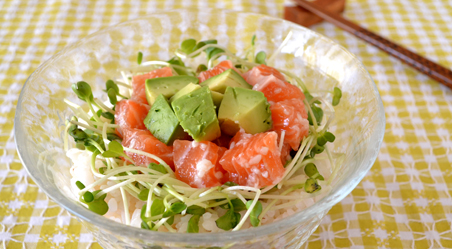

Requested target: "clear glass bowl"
[{"left": 14, "top": 9, "right": 385, "bottom": 249}]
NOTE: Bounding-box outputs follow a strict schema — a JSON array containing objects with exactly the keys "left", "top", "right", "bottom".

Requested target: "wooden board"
[{"left": 284, "top": 0, "right": 346, "bottom": 27}]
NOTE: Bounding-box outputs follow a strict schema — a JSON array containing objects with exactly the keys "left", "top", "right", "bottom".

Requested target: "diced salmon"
[
  {"left": 173, "top": 140, "right": 224, "bottom": 188},
  {"left": 215, "top": 147, "right": 229, "bottom": 184},
  {"left": 280, "top": 143, "right": 292, "bottom": 166},
  {"left": 219, "top": 131, "right": 285, "bottom": 188},
  {"left": 270, "top": 98, "right": 309, "bottom": 151},
  {"left": 252, "top": 76, "right": 305, "bottom": 103},
  {"left": 121, "top": 128, "right": 174, "bottom": 168},
  {"left": 131, "top": 67, "right": 173, "bottom": 104},
  {"left": 228, "top": 129, "right": 252, "bottom": 149},
  {"left": 114, "top": 99, "right": 150, "bottom": 138},
  {"left": 198, "top": 60, "right": 241, "bottom": 83},
  {"left": 242, "top": 64, "right": 286, "bottom": 86}
]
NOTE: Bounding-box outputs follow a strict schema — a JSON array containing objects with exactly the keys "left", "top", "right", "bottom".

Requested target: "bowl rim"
[{"left": 14, "top": 8, "right": 385, "bottom": 244}]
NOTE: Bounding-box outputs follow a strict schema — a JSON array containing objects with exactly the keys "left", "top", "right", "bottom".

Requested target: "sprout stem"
[
  {"left": 120, "top": 187, "right": 130, "bottom": 225},
  {"left": 94, "top": 98, "right": 115, "bottom": 114}
]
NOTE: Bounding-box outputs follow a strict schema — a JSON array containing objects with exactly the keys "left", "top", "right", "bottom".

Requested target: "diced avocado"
[
  {"left": 169, "top": 83, "right": 201, "bottom": 103},
  {"left": 200, "top": 69, "right": 251, "bottom": 93},
  {"left": 145, "top": 75, "right": 199, "bottom": 105},
  {"left": 211, "top": 91, "right": 223, "bottom": 108},
  {"left": 218, "top": 87, "right": 272, "bottom": 136},
  {"left": 171, "top": 86, "right": 221, "bottom": 141},
  {"left": 170, "top": 83, "right": 224, "bottom": 109},
  {"left": 143, "top": 94, "right": 186, "bottom": 145}
]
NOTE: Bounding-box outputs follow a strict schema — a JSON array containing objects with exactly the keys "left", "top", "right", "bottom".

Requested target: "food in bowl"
[
  {"left": 15, "top": 9, "right": 385, "bottom": 248},
  {"left": 64, "top": 35, "right": 342, "bottom": 233}
]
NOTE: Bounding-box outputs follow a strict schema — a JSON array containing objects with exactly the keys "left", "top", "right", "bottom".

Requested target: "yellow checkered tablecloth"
[{"left": 1, "top": 0, "right": 452, "bottom": 248}]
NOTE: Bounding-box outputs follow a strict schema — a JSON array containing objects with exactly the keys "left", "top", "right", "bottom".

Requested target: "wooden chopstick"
[{"left": 292, "top": 0, "right": 452, "bottom": 89}]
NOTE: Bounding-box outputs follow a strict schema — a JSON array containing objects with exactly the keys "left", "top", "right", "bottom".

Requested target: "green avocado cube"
[
  {"left": 200, "top": 69, "right": 251, "bottom": 93},
  {"left": 210, "top": 91, "right": 224, "bottom": 108},
  {"left": 145, "top": 75, "right": 199, "bottom": 105},
  {"left": 169, "top": 83, "right": 201, "bottom": 103},
  {"left": 171, "top": 86, "right": 221, "bottom": 141},
  {"left": 170, "top": 83, "right": 224, "bottom": 109},
  {"left": 218, "top": 87, "right": 272, "bottom": 136},
  {"left": 143, "top": 94, "right": 186, "bottom": 145}
]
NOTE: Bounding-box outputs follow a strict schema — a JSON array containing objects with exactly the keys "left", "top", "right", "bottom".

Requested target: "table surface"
[{"left": 1, "top": 0, "right": 452, "bottom": 248}]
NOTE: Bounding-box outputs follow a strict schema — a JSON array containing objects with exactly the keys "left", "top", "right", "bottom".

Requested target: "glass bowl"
[{"left": 14, "top": 8, "right": 385, "bottom": 249}]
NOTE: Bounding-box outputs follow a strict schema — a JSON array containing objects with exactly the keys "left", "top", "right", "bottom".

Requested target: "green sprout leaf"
[
  {"left": 151, "top": 199, "right": 165, "bottom": 216},
  {"left": 199, "top": 40, "right": 224, "bottom": 60},
  {"left": 68, "top": 117, "right": 77, "bottom": 132},
  {"left": 148, "top": 163, "right": 167, "bottom": 174},
  {"left": 191, "top": 42, "right": 206, "bottom": 57},
  {"left": 162, "top": 210, "right": 172, "bottom": 218},
  {"left": 137, "top": 51, "right": 143, "bottom": 65},
  {"left": 102, "top": 140, "right": 125, "bottom": 158},
  {"left": 170, "top": 202, "right": 187, "bottom": 214},
  {"left": 106, "top": 79, "right": 120, "bottom": 94},
  {"left": 141, "top": 204, "right": 149, "bottom": 221},
  {"left": 312, "top": 144, "right": 324, "bottom": 154},
  {"left": 167, "top": 56, "right": 185, "bottom": 67},
  {"left": 163, "top": 202, "right": 187, "bottom": 217},
  {"left": 317, "top": 135, "right": 327, "bottom": 147},
  {"left": 82, "top": 191, "right": 94, "bottom": 203},
  {"left": 84, "top": 134, "right": 105, "bottom": 153},
  {"left": 215, "top": 209, "right": 240, "bottom": 231},
  {"left": 138, "top": 189, "right": 150, "bottom": 201},
  {"left": 167, "top": 56, "right": 191, "bottom": 76},
  {"left": 84, "top": 139, "right": 100, "bottom": 153},
  {"left": 332, "top": 87, "right": 342, "bottom": 106},
  {"left": 96, "top": 109, "right": 103, "bottom": 118},
  {"left": 304, "top": 178, "right": 321, "bottom": 193},
  {"left": 101, "top": 112, "right": 114, "bottom": 120},
  {"left": 206, "top": 48, "right": 224, "bottom": 60},
  {"left": 200, "top": 39, "right": 217, "bottom": 46},
  {"left": 304, "top": 163, "right": 324, "bottom": 181},
  {"left": 141, "top": 203, "right": 163, "bottom": 230},
  {"left": 107, "top": 88, "right": 118, "bottom": 105},
  {"left": 251, "top": 34, "right": 256, "bottom": 46},
  {"left": 85, "top": 190, "right": 108, "bottom": 215},
  {"left": 255, "top": 51, "right": 266, "bottom": 65},
  {"left": 317, "top": 131, "right": 335, "bottom": 146},
  {"left": 105, "top": 79, "right": 128, "bottom": 100},
  {"left": 187, "top": 214, "right": 201, "bottom": 233},
  {"left": 305, "top": 92, "right": 321, "bottom": 105},
  {"left": 87, "top": 199, "right": 109, "bottom": 215},
  {"left": 220, "top": 199, "right": 247, "bottom": 212},
  {"left": 75, "top": 142, "right": 85, "bottom": 150},
  {"left": 99, "top": 167, "right": 107, "bottom": 174},
  {"left": 181, "top": 39, "right": 197, "bottom": 54},
  {"left": 166, "top": 215, "right": 175, "bottom": 225},
  {"left": 186, "top": 205, "right": 206, "bottom": 216},
  {"left": 308, "top": 105, "right": 324, "bottom": 126},
  {"left": 72, "top": 81, "right": 94, "bottom": 102},
  {"left": 246, "top": 200, "right": 263, "bottom": 227},
  {"left": 106, "top": 133, "right": 121, "bottom": 141},
  {"left": 91, "top": 190, "right": 107, "bottom": 201},
  {"left": 304, "top": 163, "right": 318, "bottom": 178},
  {"left": 76, "top": 181, "right": 85, "bottom": 190},
  {"left": 324, "top": 131, "right": 335, "bottom": 142},
  {"left": 69, "top": 128, "right": 88, "bottom": 142},
  {"left": 196, "top": 64, "right": 208, "bottom": 73},
  {"left": 141, "top": 219, "right": 154, "bottom": 230},
  {"left": 231, "top": 199, "right": 247, "bottom": 212}
]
